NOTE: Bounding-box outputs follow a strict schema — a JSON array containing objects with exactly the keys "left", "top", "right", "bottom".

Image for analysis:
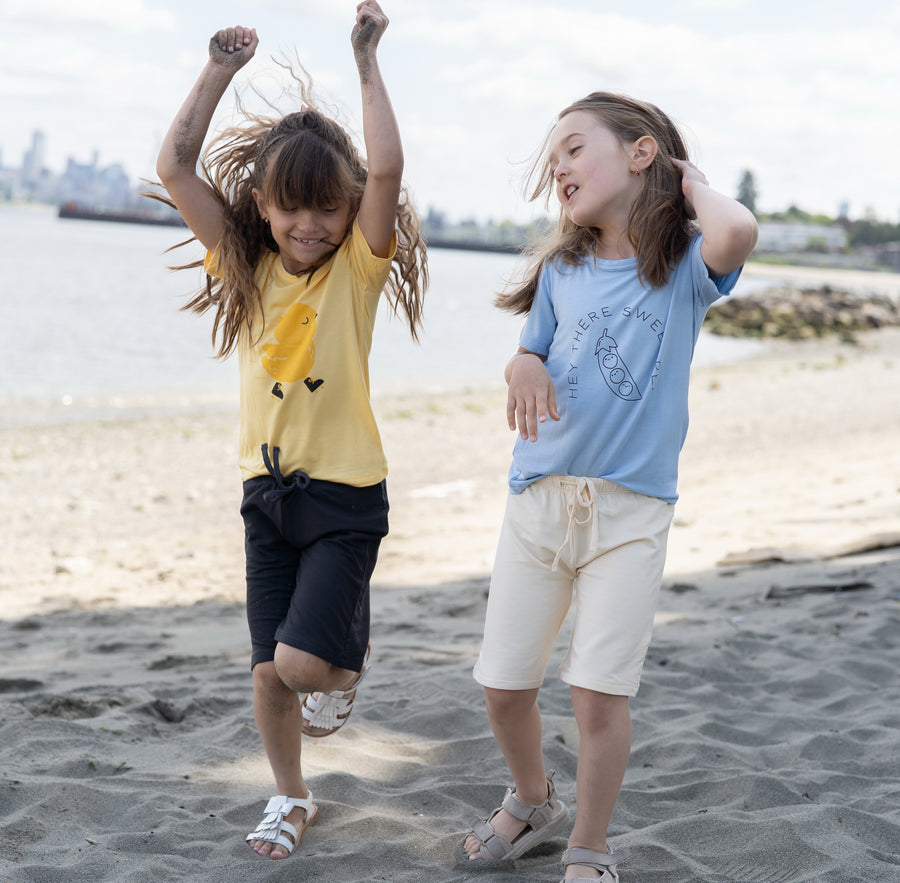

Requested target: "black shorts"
[{"left": 240, "top": 467, "right": 389, "bottom": 671}]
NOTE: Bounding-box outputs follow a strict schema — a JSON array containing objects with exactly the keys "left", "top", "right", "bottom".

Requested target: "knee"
[
  {"left": 252, "top": 661, "right": 297, "bottom": 710},
  {"left": 484, "top": 686, "right": 538, "bottom": 721},
  {"left": 273, "top": 644, "right": 329, "bottom": 693},
  {"left": 572, "top": 689, "right": 630, "bottom": 735}
]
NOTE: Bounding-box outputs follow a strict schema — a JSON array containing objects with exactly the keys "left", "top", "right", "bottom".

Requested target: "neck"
[{"left": 592, "top": 227, "right": 635, "bottom": 261}]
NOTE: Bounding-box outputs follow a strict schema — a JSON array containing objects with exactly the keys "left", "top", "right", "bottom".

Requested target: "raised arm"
[
  {"left": 672, "top": 159, "right": 758, "bottom": 278},
  {"left": 351, "top": 1, "right": 403, "bottom": 258},
  {"left": 156, "top": 26, "right": 259, "bottom": 251}
]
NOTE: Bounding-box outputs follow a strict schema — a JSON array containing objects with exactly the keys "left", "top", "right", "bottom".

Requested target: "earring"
[{"left": 630, "top": 168, "right": 641, "bottom": 177}]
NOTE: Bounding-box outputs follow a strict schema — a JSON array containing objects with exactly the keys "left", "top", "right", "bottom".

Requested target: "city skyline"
[{"left": 0, "top": 126, "right": 889, "bottom": 226}]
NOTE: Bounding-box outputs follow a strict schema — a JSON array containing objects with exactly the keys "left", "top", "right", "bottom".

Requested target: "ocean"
[{"left": 0, "top": 204, "right": 766, "bottom": 426}]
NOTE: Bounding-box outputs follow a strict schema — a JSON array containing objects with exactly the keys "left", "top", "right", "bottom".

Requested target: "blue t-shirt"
[{"left": 509, "top": 234, "right": 740, "bottom": 502}]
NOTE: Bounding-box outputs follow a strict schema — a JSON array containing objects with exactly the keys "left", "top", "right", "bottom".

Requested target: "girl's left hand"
[
  {"left": 352, "top": 0, "right": 389, "bottom": 54},
  {"left": 670, "top": 158, "right": 708, "bottom": 220}
]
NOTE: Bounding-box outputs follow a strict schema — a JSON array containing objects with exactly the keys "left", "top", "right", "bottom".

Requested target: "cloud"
[
  {"left": 3, "top": 0, "right": 174, "bottom": 31},
  {"left": 3, "top": 0, "right": 899, "bottom": 221}
]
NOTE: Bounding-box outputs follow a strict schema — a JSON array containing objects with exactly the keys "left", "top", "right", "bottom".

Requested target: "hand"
[
  {"left": 506, "top": 353, "right": 560, "bottom": 442},
  {"left": 208, "top": 26, "right": 258, "bottom": 72},
  {"left": 670, "top": 158, "right": 708, "bottom": 221},
  {"left": 352, "top": 1, "right": 388, "bottom": 56}
]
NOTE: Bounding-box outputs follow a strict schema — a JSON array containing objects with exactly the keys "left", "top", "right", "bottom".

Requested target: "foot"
[
  {"left": 464, "top": 806, "right": 529, "bottom": 859},
  {"left": 561, "top": 845, "right": 628, "bottom": 882},
  {"left": 565, "top": 844, "right": 608, "bottom": 879},
  {"left": 301, "top": 646, "right": 370, "bottom": 738},
  {"left": 464, "top": 771, "right": 568, "bottom": 861},
  {"left": 246, "top": 794, "right": 317, "bottom": 860},
  {"left": 247, "top": 803, "right": 303, "bottom": 859}
]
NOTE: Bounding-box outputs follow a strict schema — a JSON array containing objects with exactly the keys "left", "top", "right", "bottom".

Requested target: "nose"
[{"left": 294, "top": 209, "right": 317, "bottom": 231}]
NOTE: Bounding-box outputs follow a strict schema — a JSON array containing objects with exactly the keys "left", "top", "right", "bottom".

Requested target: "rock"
[{"left": 704, "top": 286, "right": 900, "bottom": 339}]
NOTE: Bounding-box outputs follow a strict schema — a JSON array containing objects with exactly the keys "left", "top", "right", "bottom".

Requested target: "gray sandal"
[
  {"left": 560, "top": 846, "right": 630, "bottom": 882},
  {"left": 467, "top": 769, "right": 570, "bottom": 860}
]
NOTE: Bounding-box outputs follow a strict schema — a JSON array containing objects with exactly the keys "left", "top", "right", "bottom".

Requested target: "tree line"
[{"left": 736, "top": 170, "right": 900, "bottom": 248}]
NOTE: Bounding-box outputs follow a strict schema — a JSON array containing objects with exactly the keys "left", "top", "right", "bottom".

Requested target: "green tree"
[{"left": 736, "top": 169, "right": 758, "bottom": 215}]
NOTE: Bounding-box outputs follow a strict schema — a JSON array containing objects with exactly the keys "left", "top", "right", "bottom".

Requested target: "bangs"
[{"left": 261, "top": 133, "right": 353, "bottom": 211}]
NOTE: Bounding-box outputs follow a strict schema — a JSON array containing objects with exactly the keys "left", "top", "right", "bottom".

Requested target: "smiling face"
[
  {"left": 251, "top": 123, "right": 363, "bottom": 276},
  {"left": 548, "top": 110, "right": 643, "bottom": 231},
  {"left": 256, "top": 197, "right": 353, "bottom": 275}
]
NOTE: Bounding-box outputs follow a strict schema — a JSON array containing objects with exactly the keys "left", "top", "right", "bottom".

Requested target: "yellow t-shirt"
[{"left": 205, "top": 220, "right": 396, "bottom": 486}]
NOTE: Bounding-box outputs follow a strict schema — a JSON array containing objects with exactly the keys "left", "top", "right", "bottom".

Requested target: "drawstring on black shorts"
[{"left": 261, "top": 444, "right": 311, "bottom": 502}]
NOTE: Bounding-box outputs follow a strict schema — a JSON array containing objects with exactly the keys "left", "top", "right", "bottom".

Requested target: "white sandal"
[
  {"left": 246, "top": 793, "right": 317, "bottom": 858},
  {"left": 560, "top": 846, "right": 630, "bottom": 881},
  {"left": 301, "top": 646, "right": 371, "bottom": 737}
]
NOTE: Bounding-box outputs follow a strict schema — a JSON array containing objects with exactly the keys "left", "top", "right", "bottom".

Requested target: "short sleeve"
[
  {"left": 518, "top": 262, "right": 558, "bottom": 355},
  {"left": 686, "top": 235, "right": 742, "bottom": 311},
  {"left": 345, "top": 218, "right": 397, "bottom": 297},
  {"left": 203, "top": 243, "right": 223, "bottom": 279}
]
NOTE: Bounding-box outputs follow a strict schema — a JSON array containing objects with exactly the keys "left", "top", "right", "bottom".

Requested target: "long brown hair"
[
  {"left": 147, "top": 98, "right": 427, "bottom": 357},
  {"left": 497, "top": 92, "right": 694, "bottom": 315}
]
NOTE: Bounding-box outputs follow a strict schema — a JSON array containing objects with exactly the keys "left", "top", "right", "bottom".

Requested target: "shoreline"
[
  {"left": 743, "top": 260, "right": 900, "bottom": 296},
  {"left": 2, "top": 326, "right": 898, "bottom": 612}
]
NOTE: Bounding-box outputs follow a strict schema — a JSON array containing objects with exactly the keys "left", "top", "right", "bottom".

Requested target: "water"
[{"left": 0, "top": 204, "right": 767, "bottom": 426}]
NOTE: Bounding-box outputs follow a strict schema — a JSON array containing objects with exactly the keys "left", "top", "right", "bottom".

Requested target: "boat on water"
[
  {"left": 57, "top": 203, "right": 526, "bottom": 251},
  {"left": 58, "top": 201, "right": 187, "bottom": 227}
]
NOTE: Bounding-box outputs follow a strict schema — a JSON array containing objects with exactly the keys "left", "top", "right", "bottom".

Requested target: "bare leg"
[
  {"left": 248, "top": 661, "right": 308, "bottom": 859},
  {"left": 248, "top": 648, "right": 360, "bottom": 859},
  {"left": 465, "top": 686, "right": 549, "bottom": 859},
  {"left": 565, "top": 687, "right": 631, "bottom": 879}
]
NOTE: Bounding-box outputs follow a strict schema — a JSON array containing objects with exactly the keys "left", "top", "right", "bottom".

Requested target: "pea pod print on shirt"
[{"left": 595, "top": 329, "right": 642, "bottom": 401}]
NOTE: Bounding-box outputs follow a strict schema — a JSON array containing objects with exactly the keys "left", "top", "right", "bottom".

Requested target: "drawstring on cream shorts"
[{"left": 473, "top": 475, "right": 674, "bottom": 696}]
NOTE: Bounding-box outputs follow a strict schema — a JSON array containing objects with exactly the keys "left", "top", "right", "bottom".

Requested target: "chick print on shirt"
[{"left": 261, "top": 302, "right": 324, "bottom": 399}]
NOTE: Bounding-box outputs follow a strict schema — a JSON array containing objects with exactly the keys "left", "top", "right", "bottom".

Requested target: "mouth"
[
  {"left": 563, "top": 184, "right": 578, "bottom": 202},
  {"left": 292, "top": 236, "right": 325, "bottom": 247}
]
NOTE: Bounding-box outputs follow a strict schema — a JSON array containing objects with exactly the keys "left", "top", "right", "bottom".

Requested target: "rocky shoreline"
[{"left": 705, "top": 285, "right": 900, "bottom": 340}]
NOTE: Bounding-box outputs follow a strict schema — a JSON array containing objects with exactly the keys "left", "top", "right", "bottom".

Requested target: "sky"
[{"left": 3, "top": 0, "right": 899, "bottom": 225}]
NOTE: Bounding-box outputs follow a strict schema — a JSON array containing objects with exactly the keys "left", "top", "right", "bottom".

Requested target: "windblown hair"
[
  {"left": 497, "top": 92, "right": 695, "bottom": 315},
  {"left": 147, "top": 88, "right": 428, "bottom": 358}
]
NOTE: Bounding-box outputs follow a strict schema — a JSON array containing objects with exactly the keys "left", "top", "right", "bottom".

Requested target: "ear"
[
  {"left": 630, "top": 135, "right": 659, "bottom": 172},
  {"left": 251, "top": 188, "right": 267, "bottom": 221}
]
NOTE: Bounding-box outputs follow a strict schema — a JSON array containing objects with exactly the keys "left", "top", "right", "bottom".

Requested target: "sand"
[{"left": 1, "top": 301, "right": 899, "bottom": 880}]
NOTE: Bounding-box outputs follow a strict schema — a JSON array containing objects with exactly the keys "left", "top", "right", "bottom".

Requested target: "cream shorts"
[{"left": 473, "top": 475, "right": 674, "bottom": 696}]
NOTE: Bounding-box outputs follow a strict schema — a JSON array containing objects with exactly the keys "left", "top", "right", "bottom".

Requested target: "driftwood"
[{"left": 717, "top": 531, "right": 900, "bottom": 569}]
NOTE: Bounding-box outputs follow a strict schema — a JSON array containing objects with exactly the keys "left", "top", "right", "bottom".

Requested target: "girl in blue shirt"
[{"left": 464, "top": 92, "right": 758, "bottom": 882}]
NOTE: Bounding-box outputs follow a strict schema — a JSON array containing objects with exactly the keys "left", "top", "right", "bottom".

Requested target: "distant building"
[
  {"left": 21, "top": 131, "right": 47, "bottom": 186},
  {"left": 756, "top": 221, "right": 848, "bottom": 254},
  {"left": 59, "top": 155, "right": 132, "bottom": 210},
  {"left": 1, "top": 129, "right": 140, "bottom": 209}
]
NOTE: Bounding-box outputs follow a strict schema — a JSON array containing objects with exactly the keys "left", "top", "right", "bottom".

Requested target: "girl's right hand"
[
  {"left": 208, "top": 26, "right": 258, "bottom": 71},
  {"left": 506, "top": 353, "right": 560, "bottom": 442},
  {"left": 670, "top": 157, "right": 709, "bottom": 221}
]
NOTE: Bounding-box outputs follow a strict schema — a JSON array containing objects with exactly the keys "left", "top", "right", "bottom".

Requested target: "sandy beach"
[{"left": 1, "top": 272, "right": 899, "bottom": 880}]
